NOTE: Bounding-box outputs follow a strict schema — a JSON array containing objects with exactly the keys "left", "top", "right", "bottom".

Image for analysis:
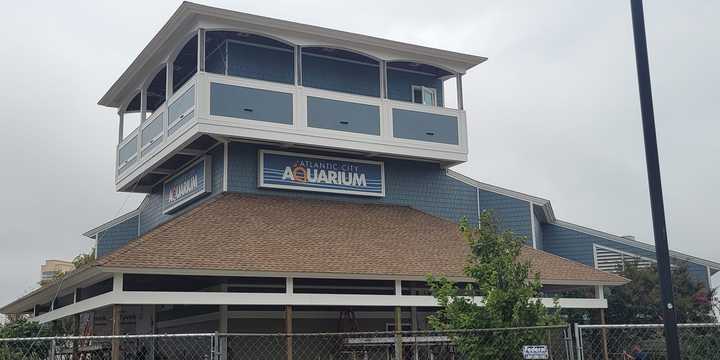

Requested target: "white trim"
[
  {"left": 32, "top": 292, "right": 606, "bottom": 323},
  {"left": 557, "top": 220, "right": 720, "bottom": 270},
  {"left": 95, "top": 267, "right": 625, "bottom": 286},
  {"left": 98, "top": 2, "right": 486, "bottom": 108},
  {"left": 257, "top": 149, "right": 386, "bottom": 197},
  {"left": 706, "top": 265, "right": 713, "bottom": 290},
  {"left": 394, "top": 280, "right": 402, "bottom": 296},
  {"left": 222, "top": 141, "right": 229, "bottom": 191},
  {"left": 113, "top": 273, "right": 123, "bottom": 293},
  {"left": 411, "top": 85, "right": 437, "bottom": 106},
  {"left": 83, "top": 209, "right": 140, "bottom": 238},
  {"left": 530, "top": 203, "right": 537, "bottom": 249},
  {"left": 445, "top": 169, "right": 551, "bottom": 205}
]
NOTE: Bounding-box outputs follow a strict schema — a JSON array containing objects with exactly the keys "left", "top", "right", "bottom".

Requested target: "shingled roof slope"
[{"left": 98, "top": 194, "right": 627, "bottom": 285}]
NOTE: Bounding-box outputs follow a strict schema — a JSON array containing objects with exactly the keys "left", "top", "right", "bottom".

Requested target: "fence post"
[
  {"left": 564, "top": 325, "right": 575, "bottom": 360},
  {"left": 50, "top": 339, "right": 56, "bottom": 360},
  {"left": 574, "top": 324, "right": 583, "bottom": 360}
]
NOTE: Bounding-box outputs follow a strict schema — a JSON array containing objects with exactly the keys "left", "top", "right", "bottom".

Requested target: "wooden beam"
[
  {"left": 286, "top": 305, "right": 293, "bottom": 360},
  {"left": 394, "top": 306, "right": 403, "bottom": 360},
  {"left": 111, "top": 304, "right": 121, "bottom": 360}
]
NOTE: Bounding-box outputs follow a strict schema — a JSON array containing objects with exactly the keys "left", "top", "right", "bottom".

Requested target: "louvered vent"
[{"left": 595, "top": 245, "right": 654, "bottom": 273}]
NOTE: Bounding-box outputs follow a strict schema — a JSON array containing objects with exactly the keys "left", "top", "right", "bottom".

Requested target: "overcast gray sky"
[{"left": 0, "top": 0, "right": 718, "bottom": 309}]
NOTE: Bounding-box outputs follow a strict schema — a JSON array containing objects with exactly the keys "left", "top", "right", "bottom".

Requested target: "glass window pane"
[{"left": 173, "top": 35, "right": 198, "bottom": 92}]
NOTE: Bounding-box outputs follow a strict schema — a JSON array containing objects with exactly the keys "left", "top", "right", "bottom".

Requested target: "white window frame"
[{"left": 411, "top": 85, "right": 437, "bottom": 106}]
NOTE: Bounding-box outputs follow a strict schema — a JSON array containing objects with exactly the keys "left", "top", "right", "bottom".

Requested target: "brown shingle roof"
[{"left": 98, "top": 194, "right": 627, "bottom": 285}]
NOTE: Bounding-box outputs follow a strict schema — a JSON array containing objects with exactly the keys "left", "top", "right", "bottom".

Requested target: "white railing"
[
  {"left": 116, "top": 72, "right": 467, "bottom": 187},
  {"left": 116, "top": 76, "right": 198, "bottom": 177}
]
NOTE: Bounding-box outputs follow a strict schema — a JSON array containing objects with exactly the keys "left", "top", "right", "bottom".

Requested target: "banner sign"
[
  {"left": 163, "top": 156, "right": 212, "bottom": 213},
  {"left": 259, "top": 150, "right": 384, "bottom": 197},
  {"left": 523, "top": 345, "right": 549, "bottom": 359}
]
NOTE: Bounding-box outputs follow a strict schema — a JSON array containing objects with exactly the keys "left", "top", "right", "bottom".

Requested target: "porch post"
[
  {"left": 118, "top": 112, "right": 124, "bottom": 143},
  {"left": 411, "top": 307, "right": 419, "bottom": 360},
  {"left": 456, "top": 74, "right": 464, "bottom": 110},
  {"left": 72, "top": 313, "right": 80, "bottom": 360},
  {"left": 286, "top": 305, "right": 293, "bottom": 360},
  {"left": 394, "top": 306, "right": 403, "bottom": 360},
  {"left": 596, "top": 286, "right": 609, "bottom": 360},
  {"left": 111, "top": 304, "right": 121, "bottom": 360}
]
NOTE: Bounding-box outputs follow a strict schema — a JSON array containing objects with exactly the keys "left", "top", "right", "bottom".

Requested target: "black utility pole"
[{"left": 629, "top": 1, "right": 681, "bottom": 359}]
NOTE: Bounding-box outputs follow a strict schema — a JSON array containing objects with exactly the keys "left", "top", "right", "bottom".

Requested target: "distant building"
[{"left": 40, "top": 260, "right": 74, "bottom": 284}]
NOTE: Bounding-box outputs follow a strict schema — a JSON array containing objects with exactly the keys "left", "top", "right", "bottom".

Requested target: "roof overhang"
[
  {"left": 0, "top": 266, "right": 107, "bottom": 315},
  {"left": 553, "top": 220, "right": 720, "bottom": 271},
  {"left": 99, "top": 1, "right": 487, "bottom": 109}
]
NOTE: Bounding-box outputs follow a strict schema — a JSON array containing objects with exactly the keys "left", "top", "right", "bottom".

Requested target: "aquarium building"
[{"left": 2, "top": 2, "right": 718, "bottom": 336}]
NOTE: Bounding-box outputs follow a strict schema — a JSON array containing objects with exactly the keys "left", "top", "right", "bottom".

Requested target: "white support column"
[
  {"left": 379, "top": 60, "right": 387, "bottom": 98},
  {"left": 395, "top": 279, "right": 402, "bottom": 296},
  {"left": 530, "top": 203, "right": 537, "bottom": 249},
  {"left": 296, "top": 46, "right": 303, "bottom": 85},
  {"left": 294, "top": 46, "right": 300, "bottom": 86},
  {"left": 118, "top": 112, "right": 124, "bottom": 143},
  {"left": 165, "top": 62, "right": 173, "bottom": 102},
  {"left": 456, "top": 74, "right": 464, "bottom": 110},
  {"left": 197, "top": 28, "right": 206, "bottom": 72},
  {"left": 164, "top": 63, "right": 172, "bottom": 139},
  {"left": 286, "top": 277, "right": 294, "bottom": 295},
  {"left": 113, "top": 273, "right": 124, "bottom": 293},
  {"left": 596, "top": 285, "right": 605, "bottom": 299},
  {"left": 706, "top": 265, "right": 713, "bottom": 290},
  {"left": 140, "top": 88, "right": 147, "bottom": 123}
]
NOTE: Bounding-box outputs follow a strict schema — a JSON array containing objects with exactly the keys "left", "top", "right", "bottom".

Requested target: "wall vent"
[{"left": 594, "top": 244, "right": 655, "bottom": 273}]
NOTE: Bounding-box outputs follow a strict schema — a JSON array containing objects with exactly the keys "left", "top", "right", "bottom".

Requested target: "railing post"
[{"left": 50, "top": 339, "right": 56, "bottom": 360}]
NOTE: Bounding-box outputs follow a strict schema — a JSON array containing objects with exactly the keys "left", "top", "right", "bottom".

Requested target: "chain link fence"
[
  {"left": 575, "top": 323, "right": 720, "bottom": 360},
  {"left": 0, "top": 325, "right": 573, "bottom": 360}
]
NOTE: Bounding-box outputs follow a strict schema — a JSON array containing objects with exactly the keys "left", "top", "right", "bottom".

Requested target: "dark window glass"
[
  {"left": 146, "top": 67, "right": 167, "bottom": 112},
  {"left": 173, "top": 35, "right": 198, "bottom": 92}
]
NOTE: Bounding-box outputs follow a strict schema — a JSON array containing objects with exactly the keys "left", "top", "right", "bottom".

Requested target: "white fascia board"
[
  {"left": 33, "top": 292, "right": 606, "bottom": 323},
  {"left": 99, "top": 2, "right": 486, "bottom": 108},
  {"left": 82, "top": 209, "right": 141, "bottom": 238},
  {"left": 553, "top": 220, "right": 720, "bottom": 270},
  {"left": 1, "top": 267, "right": 106, "bottom": 315},
  {"left": 445, "top": 169, "right": 556, "bottom": 222},
  {"left": 98, "top": 267, "right": 625, "bottom": 287}
]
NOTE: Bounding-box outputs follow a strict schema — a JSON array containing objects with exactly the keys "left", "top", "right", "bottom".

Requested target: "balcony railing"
[
  {"left": 116, "top": 72, "right": 467, "bottom": 188},
  {"left": 116, "top": 78, "right": 198, "bottom": 178}
]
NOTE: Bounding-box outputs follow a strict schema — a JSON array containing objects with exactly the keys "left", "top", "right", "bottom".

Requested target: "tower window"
[{"left": 412, "top": 85, "right": 437, "bottom": 106}]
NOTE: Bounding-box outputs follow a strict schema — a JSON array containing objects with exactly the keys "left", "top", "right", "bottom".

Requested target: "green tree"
[
  {"left": 607, "top": 261, "right": 716, "bottom": 324},
  {"left": 427, "top": 211, "right": 562, "bottom": 358}
]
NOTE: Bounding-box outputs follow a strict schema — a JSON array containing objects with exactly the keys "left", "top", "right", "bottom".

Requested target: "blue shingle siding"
[
  {"left": 97, "top": 216, "right": 139, "bottom": 257},
  {"left": 226, "top": 142, "right": 478, "bottom": 224},
  {"left": 542, "top": 223, "right": 710, "bottom": 287},
  {"left": 477, "top": 189, "right": 531, "bottom": 244},
  {"left": 138, "top": 145, "right": 225, "bottom": 235}
]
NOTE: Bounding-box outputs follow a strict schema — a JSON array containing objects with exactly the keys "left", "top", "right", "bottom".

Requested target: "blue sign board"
[
  {"left": 163, "top": 156, "right": 212, "bottom": 213},
  {"left": 259, "top": 150, "right": 385, "bottom": 197}
]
